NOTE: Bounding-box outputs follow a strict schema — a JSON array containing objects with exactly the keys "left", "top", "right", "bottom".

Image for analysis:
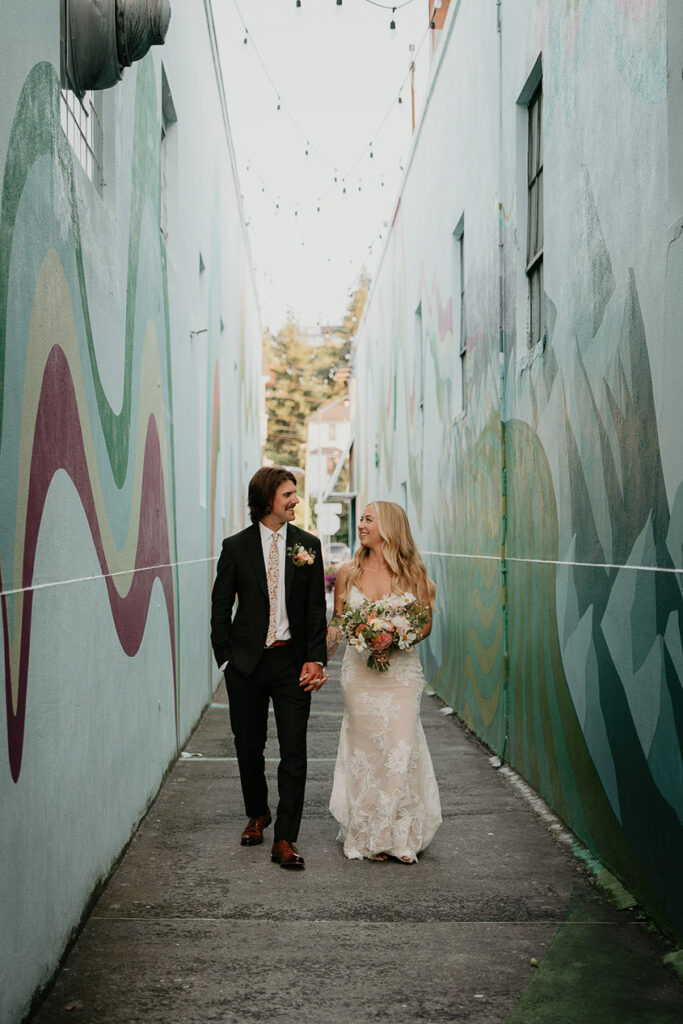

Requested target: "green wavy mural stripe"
[
  {"left": 0, "top": 60, "right": 168, "bottom": 492},
  {"left": 0, "top": 59, "right": 180, "bottom": 713},
  {"left": 505, "top": 416, "right": 667, "bottom": 931},
  {"left": 507, "top": 423, "right": 565, "bottom": 813},
  {"left": 426, "top": 415, "right": 505, "bottom": 748}
]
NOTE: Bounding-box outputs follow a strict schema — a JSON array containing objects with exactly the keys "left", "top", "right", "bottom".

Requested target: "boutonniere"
[{"left": 287, "top": 543, "right": 316, "bottom": 567}]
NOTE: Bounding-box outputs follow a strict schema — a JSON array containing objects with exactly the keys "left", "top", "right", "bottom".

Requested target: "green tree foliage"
[{"left": 264, "top": 273, "right": 369, "bottom": 468}]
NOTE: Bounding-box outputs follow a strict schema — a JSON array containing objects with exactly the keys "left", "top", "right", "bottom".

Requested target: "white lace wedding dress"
[{"left": 329, "top": 586, "right": 442, "bottom": 862}]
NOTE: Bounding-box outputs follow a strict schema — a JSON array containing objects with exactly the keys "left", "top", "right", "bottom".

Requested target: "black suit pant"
[{"left": 226, "top": 646, "right": 311, "bottom": 842}]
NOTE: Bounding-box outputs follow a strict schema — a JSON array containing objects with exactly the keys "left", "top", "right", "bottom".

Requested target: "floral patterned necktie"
[{"left": 265, "top": 532, "right": 279, "bottom": 646}]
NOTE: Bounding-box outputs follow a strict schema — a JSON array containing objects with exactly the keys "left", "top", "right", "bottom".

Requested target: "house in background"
[{"left": 303, "top": 395, "right": 352, "bottom": 548}]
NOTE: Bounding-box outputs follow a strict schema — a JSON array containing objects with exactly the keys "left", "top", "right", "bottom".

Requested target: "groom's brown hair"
[{"left": 248, "top": 466, "right": 297, "bottom": 524}]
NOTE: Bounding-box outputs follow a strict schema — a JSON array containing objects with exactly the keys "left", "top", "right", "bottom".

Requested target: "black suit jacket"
[{"left": 210, "top": 522, "right": 327, "bottom": 677}]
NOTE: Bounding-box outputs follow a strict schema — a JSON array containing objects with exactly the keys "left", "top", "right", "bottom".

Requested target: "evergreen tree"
[{"left": 264, "top": 274, "right": 369, "bottom": 468}]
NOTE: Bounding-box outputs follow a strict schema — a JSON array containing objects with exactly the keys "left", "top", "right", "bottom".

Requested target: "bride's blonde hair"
[{"left": 345, "top": 501, "right": 437, "bottom": 605}]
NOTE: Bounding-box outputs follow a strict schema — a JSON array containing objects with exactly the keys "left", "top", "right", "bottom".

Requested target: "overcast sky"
[{"left": 213, "top": 0, "right": 432, "bottom": 332}]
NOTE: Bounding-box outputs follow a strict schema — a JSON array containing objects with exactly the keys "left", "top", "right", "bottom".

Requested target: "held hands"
[{"left": 299, "top": 661, "right": 327, "bottom": 692}]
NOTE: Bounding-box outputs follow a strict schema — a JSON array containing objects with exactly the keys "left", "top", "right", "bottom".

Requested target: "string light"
[
  {"left": 230, "top": 0, "right": 435, "bottom": 324},
  {"left": 232, "top": 0, "right": 432, "bottom": 201}
]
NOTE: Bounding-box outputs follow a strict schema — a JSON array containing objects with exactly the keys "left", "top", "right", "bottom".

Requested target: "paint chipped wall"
[
  {"left": 0, "top": 3, "right": 262, "bottom": 1020},
  {"left": 354, "top": 0, "right": 683, "bottom": 939}
]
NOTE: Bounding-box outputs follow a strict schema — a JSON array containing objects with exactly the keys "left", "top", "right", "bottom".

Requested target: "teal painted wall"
[
  {"left": 354, "top": 0, "right": 683, "bottom": 940},
  {"left": 0, "top": 3, "right": 262, "bottom": 1020}
]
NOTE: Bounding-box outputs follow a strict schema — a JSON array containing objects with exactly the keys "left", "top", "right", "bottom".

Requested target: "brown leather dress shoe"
[
  {"left": 240, "top": 810, "right": 272, "bottom": 846},
  {"left": 271, "top": 840, "right": 305, "bottom": 870}
]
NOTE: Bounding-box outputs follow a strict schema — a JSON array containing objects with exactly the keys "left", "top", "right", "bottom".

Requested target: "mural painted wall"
[
  {"left": 0, "top": 2, "right": 262, "bottom": 1020},
  {"left": 353, "top": 0, "right": 683, "bottom": 941}
]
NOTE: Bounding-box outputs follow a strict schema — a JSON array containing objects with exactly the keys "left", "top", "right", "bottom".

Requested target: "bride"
[{"left": 327, "top": 501, "right": 442, "bottom": 863}]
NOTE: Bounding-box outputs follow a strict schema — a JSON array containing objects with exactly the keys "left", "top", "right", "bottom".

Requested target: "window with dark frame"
[
  {"left": 526, "top": 82, "right": 544, "bottom": 347},
  {"left": 458, "top": 227, "right": 466, "bottom": 412}
]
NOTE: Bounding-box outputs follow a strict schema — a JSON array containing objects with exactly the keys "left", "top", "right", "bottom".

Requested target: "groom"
[{"left": 210, "top": 466, "right": 327, "bottom": 870}]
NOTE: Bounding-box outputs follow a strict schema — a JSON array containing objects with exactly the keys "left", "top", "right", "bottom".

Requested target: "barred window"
[{"left": 60, "top": 89, "right": 103, "bottom": 192}]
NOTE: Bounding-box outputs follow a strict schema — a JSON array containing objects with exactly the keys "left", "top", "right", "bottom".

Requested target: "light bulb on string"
[
  {"left": 389, "top": 8, "right": 396, "bottom": 32},
  {"left": 295, "top": 0, "right": 302, "bottom": 9},
  {"left": 369, "top": 143, "right": 374, "bottom": 159},
  {"left": 398, "top": 93, "right": 403, "bottom": 104}
]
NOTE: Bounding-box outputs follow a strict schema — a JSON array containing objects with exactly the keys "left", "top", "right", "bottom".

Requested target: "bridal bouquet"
[{"left": 339, "top": 592, "right": 428, "bottom": 672}]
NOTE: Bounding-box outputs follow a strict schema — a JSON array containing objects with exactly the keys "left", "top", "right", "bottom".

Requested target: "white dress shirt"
[{"left": 259, "top": 521, "right": 291, "bottom": 641}]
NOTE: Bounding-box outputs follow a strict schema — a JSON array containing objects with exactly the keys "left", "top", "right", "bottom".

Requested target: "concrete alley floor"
[{"left": 32, "top": 649, "right": 682, "bottom": 1024}]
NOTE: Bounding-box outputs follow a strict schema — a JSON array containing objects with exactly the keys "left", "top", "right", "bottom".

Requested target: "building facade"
[
  {"left": 304, "top": 394, "right": 352, "bottom": 537},
  {"left": 0, "top": 2, "right": 262, "bottom": 1019},
  {"left": 353, "top": 0, "right": 683, "bottom": 940}
]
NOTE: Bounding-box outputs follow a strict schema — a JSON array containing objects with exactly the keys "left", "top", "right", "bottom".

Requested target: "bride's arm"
[
  {"left": 326, "top": 564, "right": 350, "bottom": 660},
  {"left": 415, "top": 604, "right": 432, "bottom": 643},
  {"left": 409, "top": 586, "right": 433, "bottom": 644}
]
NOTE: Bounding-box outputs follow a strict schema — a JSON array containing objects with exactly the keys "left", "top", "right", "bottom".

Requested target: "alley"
[{"left": 31, "top": 650, "right": 681, "bottom": 1024}]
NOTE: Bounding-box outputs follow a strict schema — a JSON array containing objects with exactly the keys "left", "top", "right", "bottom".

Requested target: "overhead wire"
[
  {"left": 230, "top": 0, "right": 437, "bottom": 208},
  {"left": 229, "top": 0, "right": 444, "bottom": 323}
]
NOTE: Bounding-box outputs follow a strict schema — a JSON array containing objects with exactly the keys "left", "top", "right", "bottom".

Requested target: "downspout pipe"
[{"left": 497, "top": 0, "right": 511, "bottom": 762}]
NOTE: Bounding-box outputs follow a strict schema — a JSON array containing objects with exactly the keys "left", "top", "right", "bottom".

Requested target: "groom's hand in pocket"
[{"left": 299, "top": 662, "right": 326, "bottom": 692}]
